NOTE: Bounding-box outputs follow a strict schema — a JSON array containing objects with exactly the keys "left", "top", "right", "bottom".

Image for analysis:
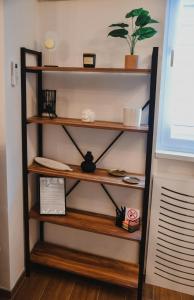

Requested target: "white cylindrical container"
[{"left": 123, "top": 107, "right": 142, "bottom": 127}]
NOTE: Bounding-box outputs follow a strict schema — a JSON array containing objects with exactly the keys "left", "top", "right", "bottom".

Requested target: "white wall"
[
  {"left": 3, "top": 0, "right": 39, "bottom": 289},
  {"left": 1, "top": 0, "right": 178, "bottom": 291},
  {"left": 38, "top": 0, "right": 164, "bottom": 69},
  {"left": 0, "top": 0, "right": 10, "bottom": 290},
  {"left": 33, "top": 0, "right": 166, "bottom": 264}
]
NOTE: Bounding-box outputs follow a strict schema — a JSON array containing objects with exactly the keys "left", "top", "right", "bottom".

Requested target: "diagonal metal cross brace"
[
  {"left": 94, "top": 131, "right": 124, "bottom": 164},
  {"left": 61, "top": 125, "right": 85, "bottom": 159},
  {"left": 60, "top": 122, "right": 124, "bottom": 209},
  {"left": 66, "top": 180, "right": 80, "bottom": 197},
  {"left": 101, "top": 184, "right": 120, "bottom": 210}
]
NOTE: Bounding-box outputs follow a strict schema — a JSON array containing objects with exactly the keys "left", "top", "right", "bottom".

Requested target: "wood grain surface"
[
  {"left": 29, "top": 205, "right": 141, "bottom": 241},
  {"left": 27, "top": 116, "right": 149, "bottom": 133},
  {"left": 28, "top": 163, "right": 145, "bottom": 190},
  {"left": 30, "top": 241, "right": 139, "bottom": 289},
  {"left": 39, "top": 273, "right": 76, "bottom": 300},
  {"left": 13, "top": 267, "right": 194, "bottom": 300},
  {"left": 25, "top": 66, "right": 151, "bottom": 74},
  {"left": 13, "top": 269, "right": 51, "bottom": 300}
]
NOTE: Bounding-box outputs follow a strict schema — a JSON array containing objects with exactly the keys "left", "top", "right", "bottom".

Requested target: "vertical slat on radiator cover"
[{"left": 146, "top": 176, "right": 194, "bottom": 296}]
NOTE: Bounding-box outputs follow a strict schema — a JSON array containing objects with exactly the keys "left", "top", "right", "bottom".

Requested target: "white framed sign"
[{"left": 40, "top": 177, "right": 66, "bottom": 215}]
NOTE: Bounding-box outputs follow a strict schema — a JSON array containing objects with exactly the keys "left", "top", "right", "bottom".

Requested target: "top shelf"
[{"left": 25, "top": 66, "right": 151, "bottom": 74}]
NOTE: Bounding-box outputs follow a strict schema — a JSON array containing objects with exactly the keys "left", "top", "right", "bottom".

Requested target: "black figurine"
[{"left": 81, "top": 151, "right": 96, "bottom": 173}]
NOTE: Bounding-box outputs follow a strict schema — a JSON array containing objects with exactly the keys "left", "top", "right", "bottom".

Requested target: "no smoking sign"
[{"left": 125, "top": 208, "right": 140, "bottom": 221}]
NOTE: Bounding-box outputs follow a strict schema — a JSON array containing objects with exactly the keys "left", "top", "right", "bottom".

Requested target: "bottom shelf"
[{"left": 31, "top": 241, "right": 139, "bottom": 289}]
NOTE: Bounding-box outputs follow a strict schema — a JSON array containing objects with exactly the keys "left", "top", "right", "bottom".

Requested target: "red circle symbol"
[{"left": 127, "top": 209, "right": 138, "bottom": 221}]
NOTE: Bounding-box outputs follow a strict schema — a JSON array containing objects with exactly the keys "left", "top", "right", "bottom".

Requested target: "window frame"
[{"left": 157, "top": 0, "right": 194, "bottom": 155}]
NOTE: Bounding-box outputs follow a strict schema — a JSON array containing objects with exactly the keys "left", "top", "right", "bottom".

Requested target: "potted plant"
[{"left": 108, "top": 8, "right": 159, "bottom": 69}]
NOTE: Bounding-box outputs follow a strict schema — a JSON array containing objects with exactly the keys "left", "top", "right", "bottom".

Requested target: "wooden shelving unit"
[
  {"left": 31, "top": 241, "right": 139, "bottom": 288},
  {"left": 28, "top": 162, "right": 145, "bottom": 190},
  {"left": 26, "top": 66, "right": 151, "bottom": 74},
  {"left": 27, "top": 116, "right": 149, "bottom": 133},
  {"left": 21, "top": 47, "right": 158, "bottom": 300},
  {"left": 30, "top": 205, "right": 142, "bottom": 241}
]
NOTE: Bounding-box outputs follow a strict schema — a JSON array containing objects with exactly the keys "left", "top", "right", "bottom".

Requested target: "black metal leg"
[
  {"left": 21, "top": 48, "right": 43, "bottom": 276},
  {"left": 39, "top": 223, "right": 44, "bottom": 241},
  {"left": 37, "top": 55, "right": 44, "bottom": 242},
  {"left": 21, "top": 48, "right": 30, "bottom": 276},
  {"left": 137, "top": 47, "right": 158, "bottom": 300}
]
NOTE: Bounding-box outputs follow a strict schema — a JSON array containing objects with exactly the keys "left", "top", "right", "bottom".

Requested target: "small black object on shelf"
[
  {"left": 81, "top": 151, "right": 96, "bottom": 173},
  {"left": 83, "top": 53, "right": 96, "bottom": 68},
  {"left": 41, "top": 89, "right": 56, "bottom": 119},
  {"left": 115, "top": 206, "right": 126, "bottom": 227}
]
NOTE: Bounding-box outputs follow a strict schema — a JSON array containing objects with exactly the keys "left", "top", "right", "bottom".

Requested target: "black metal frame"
[
  {"left": 21, "top": 47, "right": 158, "bottom": 300},
  {"left": 21, "top": 48, "right": 43, "bottom": 275},
  {"left": 137, "top": 47, "right": 159, "bottom": 300},
  {"left": 60, "top": 123, "right": 124, "bottom": 209}
]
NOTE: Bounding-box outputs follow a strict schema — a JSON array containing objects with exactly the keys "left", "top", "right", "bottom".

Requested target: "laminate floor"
[{"left": 4, "top": 267, "right": 194, "bottom": 300}]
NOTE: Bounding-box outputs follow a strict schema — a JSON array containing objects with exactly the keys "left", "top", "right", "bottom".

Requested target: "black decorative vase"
[{"left": 81, "top": 151, "right": 96, "bottom": 173}]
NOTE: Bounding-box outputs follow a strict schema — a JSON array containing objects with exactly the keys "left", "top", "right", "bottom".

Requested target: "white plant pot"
[{"left": 123, "top": 107, "right": 142, "bottom": 127}]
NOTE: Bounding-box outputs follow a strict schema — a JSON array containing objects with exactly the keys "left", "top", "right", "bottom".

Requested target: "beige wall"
[
  {"left": 2, "top": 0, "right": 39, "bottom": 289},
  {"left": 1, "top": 0, "right": 167, "bottom": 290},
  {"left": 4, "top": 0, "right": 192, "bottom": 291},
  {"left": 0, "top": 0, "right": 10, "bottom": 290},
  {"left": 34, "top": 0, "right": 166, "bottom": 264}
]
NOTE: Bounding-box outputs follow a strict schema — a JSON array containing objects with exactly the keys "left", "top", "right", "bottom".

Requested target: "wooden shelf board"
[
  {"left": 29, "top": 205, "right": 141, "bottom": 242},
  {"left": 31, "top": 241, "right": 139, "bottom": 288},
  {"left": 27, "top": 116, "right": 148, "bottom": 133},
  {"left": 28, "top": 162, "right": 145, "bottom": 190},
  {"left": 25, "top": 66, "right": 150, "bottom": 74}
]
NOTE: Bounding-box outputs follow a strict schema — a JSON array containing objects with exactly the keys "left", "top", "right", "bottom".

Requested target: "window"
[{"left": 157, "top": 0, "right": 194, "bottom": 154}]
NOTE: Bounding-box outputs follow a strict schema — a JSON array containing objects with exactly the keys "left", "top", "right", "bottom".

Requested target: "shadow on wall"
[{"left": 0, "top": 144, "right": 10, "bottom": 290}]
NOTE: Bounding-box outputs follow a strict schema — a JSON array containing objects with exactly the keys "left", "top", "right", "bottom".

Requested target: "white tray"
[{"left": 34, "top": 157, "right": 73, "bottom": 171}]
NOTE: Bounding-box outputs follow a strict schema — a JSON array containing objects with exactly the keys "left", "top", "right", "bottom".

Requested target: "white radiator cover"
[{"left": 146, "top": 175, "right": 194, "bottom": 296}]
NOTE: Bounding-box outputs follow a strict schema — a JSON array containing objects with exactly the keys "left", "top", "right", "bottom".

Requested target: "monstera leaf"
[
  {"left": 108, "top": 29, "right": 128, "bottom": 38},
  {"left": 149, "top": 19, "right": 159, "bottom": 24},
  {"left": 133, "top": 27, "right": 157, "bottom": 40},
  {"left": 125, "top": 8, "right": 149, "bottom": 18},
  {"left": 108, "top": 8, "right": 159, "bottom": 54},
  {"left": 135, "top": 14, "right": 159, "bottom": 27},
  {"left": 109, "top": 23, "right": 129, "bottom": 28}
]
